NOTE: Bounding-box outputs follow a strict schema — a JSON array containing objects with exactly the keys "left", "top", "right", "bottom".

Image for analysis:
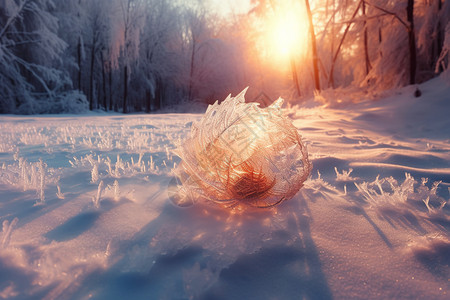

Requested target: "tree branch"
[
  {"left": 365, "top": 1, "right": 410, "bottom": 30},
  {"left": 328, "top": 0, "right": 363, "bottom": 87},
  {"left": 0, "top": 0, "right": 30, "bottom": 40}
]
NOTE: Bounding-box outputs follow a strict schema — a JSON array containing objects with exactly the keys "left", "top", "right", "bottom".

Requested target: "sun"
[
  {"left": 271, "top": 11, "right": 304, "bottom": 56},
  {"left": 266, "top": 3, "right": 309, "bottom": 60}
]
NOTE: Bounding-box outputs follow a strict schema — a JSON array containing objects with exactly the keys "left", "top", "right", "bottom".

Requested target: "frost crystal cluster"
[{"left": 175, "top": 88, "right": 312, "bottom": 208}]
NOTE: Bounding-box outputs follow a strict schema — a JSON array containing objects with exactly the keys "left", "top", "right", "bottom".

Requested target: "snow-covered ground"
[{"left": 0, "top": 77, "right": 449, "bottom": 299}]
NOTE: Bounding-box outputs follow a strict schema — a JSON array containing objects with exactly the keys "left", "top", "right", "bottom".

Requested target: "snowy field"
[{"left": 0, "top": 77, "right": 449, "bottom": 299}]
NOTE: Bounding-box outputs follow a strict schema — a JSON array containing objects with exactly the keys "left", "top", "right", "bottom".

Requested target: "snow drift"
[{"left": 0, "top": 77, "right": 449, "bottom": 299}]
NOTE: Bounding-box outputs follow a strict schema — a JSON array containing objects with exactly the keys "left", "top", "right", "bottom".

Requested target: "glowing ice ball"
[{"left": 174, "top": 88, "right": 312, "bottom": 208}]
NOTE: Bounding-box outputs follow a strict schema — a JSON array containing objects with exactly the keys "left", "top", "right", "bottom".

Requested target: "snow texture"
[{"left": 0, "top": 77, "right": 449, "bottom": 299}]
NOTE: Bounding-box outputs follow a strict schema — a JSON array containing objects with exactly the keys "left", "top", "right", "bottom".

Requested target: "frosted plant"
[
  {"left": 149, "top": 156, "right": 155, "bottom": 171},
  {"left": 115, "top": 154, "right": 123, "bottom": 177},
  {"left": 334, "top": 167, "right": 356, "bottom": 182},
  {"left": 105, "top": 157, "right": 113, "bottom": 176},
  {"left": 56, "top": 184, "right": 65, "bottom": 200},
  {"left": 19, "top": 157, "right": 29, "bottom": 191},
  {"left": 174, "top": 88, "right": 312, "bottom": 208},
  {"left": 137, "top": 152, "right": 144, "bottom": 167},
  {"left": 2, "top": 218, "right": 18, "bottom": 249},
  {"left": 113, "top": 180, "right": 120, "bottom": 201},
  {"left": 93, "top": 181, "right": 104, "bottom": 208},
  {"left": 355, "top": 173, "right": 416, "bottom": 207},
  {"left": 305, "top": 170, "right": 341, "bottom": 195},
  {"left": 418, "top": 180, "right": 448, "bottom": 214},
  {"left": 37, "top": 159, "right": 46, "bottom": 205},
  {"left": 30, "top": 164, "right": 37, "bottom": 188},
  {"left": 91, "top": 163, "right": 99, "bottom": 183},
  {"left": 423, "top": 196, "right": 448, "bottom": 214}
]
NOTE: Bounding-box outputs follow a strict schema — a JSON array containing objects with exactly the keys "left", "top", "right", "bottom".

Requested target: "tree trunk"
[
  {"left": 305, "top": 0, "right": 320, "bottom": 91},
  {"left": 77, "top": 36, "right": 82, "bottom": 91},
  {"left": 146, "top": 89, "right": 151, "bottom": 113},
  {"left": 89, "top": 40, "right": 95, "bottom": 111},
  {"left": 97, "top": 80, "right": 101, "bottom": 110},
  {"left": 77, "top": 0, "right": 82, "bottom": 92},
  {"left": 362, "top": 0, "right": 371, "bottom": 75},
  {"left": 290, "top": 57, "right": 301, "bottom": 97},
  {"left": 378, "top": 22, "right": 383, "bottom": 58},
  {"left": 154, "top": 77, "right": 162, "bottom": 111},
  {"left": 123, "top": 65, "right": 128, "bottom": 113},
  {"left": 436, "top": 0, "right": 444, "bottom": 72},
  {"left": 108, "top": 61, "right": 113, "bottom": 111},
  {"left": 407, "top": 0, "right": 417, "bottom": 85},
  {"left": 329, "top": 0, "right": 363, "bottom": 88},
  {"left": 160, "top": 81, "right": 165, "bottom": 109},
  {"left": 101, "top": 51, "right": 107, "bottom": 111},
  {"left": 329, "top": 0, "right": 336, "bottom": 88},
  {"left": 188, "top": 39, "right": 196, "bottom": 102},
  {"left": 122, "top": 0, "right": 131, "bottom": 113}
]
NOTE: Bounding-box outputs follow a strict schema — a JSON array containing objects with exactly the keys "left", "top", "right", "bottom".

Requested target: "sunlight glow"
[
  {"left": 271, "top": 11, "right": 305, "bottom": 56},
  {"left": 265, "top": 3, "right": 309, "bottom": 60},
  {"left": 209, "top": 0, "right": 253, "bottom": 16}
]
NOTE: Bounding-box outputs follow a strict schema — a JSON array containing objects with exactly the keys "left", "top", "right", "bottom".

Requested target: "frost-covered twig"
[
  {"left": 93, "top": 180, "right": 104, "bottom": 208},
  {"left": 1, "top": 217, "right": 18, "bottom": 249},
  {"left": 36, "top": 159, "right": 46, "bottom": 205},
  {"left": 422, "top": 197, "right": 448, "bottom": 213},
  {"left": 149, "top": 155, "right": 154, "bottom": 171},
  {"left": 137, "top": 152, "right": 143, "bottom": 167},
  {"left": 334, "top": 167, "right": 355, "bottom": 181},
  {"left": 19, "top": 157, "right": 29, "bottom": 191},
  {"left": 421, "top": 181, "right": 448, "bottom": 214},
  {"left": 56, "top": 184, "right": 65, "bottom": 199},
  {"left": 105, "top": 157, "right": 113, "bottom": 176},
  {"left": 355, "top": 173, "right": 415, "bottom": 206},
  {"left": 114, "top": 154, "right": 123, "bottom": 177},
  {"left": 91, "top": 163, "right": 99, "bottom": 183},
  {"left": 113, "top": 180, "right": 120, "bottom": 201}
]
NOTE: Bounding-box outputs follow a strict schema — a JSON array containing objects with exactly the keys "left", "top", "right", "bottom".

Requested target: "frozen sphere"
[{"left": 174, "top": 88, "right": 312, "bottom": 208}]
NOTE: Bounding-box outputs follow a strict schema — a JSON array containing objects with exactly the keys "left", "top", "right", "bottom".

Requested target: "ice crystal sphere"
[{"left": 174, "top": 88, "right": 312, "bottom": 208}]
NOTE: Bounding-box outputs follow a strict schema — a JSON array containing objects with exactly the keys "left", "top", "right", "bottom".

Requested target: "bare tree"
[
  {"left": 87, "top": 2, "right": 105, "bottom": 110},
  {"left": 118, "top": 0, "right": 143, "bottom": 113},
  {"left": 185, "top": 7, "right": 210, "bottom": 102},
  {"left": 407, "top": 0, "right": 417, "bottom": 85},
  {"left": 138, "top": 0, "right": 181, "bottom": 112},
  {"left": 77, "top": 0, "right": 83, "bottom": 91},
  {"left": 305, "top": 0, "right": 321, "bottom": 91},
  {"left": 362, "top": 0, "right": 372, "bottom": 75},
  {"left": 328, "top": 0, "right": 363, "bottom": 88}
]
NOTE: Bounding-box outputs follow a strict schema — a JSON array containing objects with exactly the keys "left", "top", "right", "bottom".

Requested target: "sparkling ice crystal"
[{"left": 174, "top": 88, "right": 312, "bottom": 208}]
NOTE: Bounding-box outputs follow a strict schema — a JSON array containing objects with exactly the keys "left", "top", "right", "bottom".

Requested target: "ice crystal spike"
[{"left": 175, "top": 88, "right": 312, "bottom": 208}]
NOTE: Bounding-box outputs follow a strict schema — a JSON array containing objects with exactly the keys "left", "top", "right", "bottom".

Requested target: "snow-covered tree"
[
  {"left": 134, "top": 0, "right": 181, "bottom": 112},
  {"left": 0, "top": 0, "right": 72, "bottom": 113},
  {"left": 181, "top": 5, "right": 246, "bottom": 104},
  {"left": 1, "top": 0, "right": 449, "bottom": 114},
  {"left": 84, "top": 0, "right": 112, "bottom": 110},
  {"left": 417, "top": 0, "right": 450, "bottom": 78},
  {"left": 116, "top": 0, "right": 144, "bottom": 113}
]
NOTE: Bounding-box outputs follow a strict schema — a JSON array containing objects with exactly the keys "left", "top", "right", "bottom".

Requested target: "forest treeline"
[{"left": 0, "top": 0, "right": 449, "bottom": 114}]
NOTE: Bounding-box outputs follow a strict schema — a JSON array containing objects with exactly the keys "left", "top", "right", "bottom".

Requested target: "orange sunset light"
[{"left": 264, "top": 2, "right": 310, "bottom": 61}]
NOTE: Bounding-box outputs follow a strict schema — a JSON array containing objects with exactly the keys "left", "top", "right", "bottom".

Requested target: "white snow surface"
[{"left": 0, "top": 77, "right": 449, "bottom": 299}]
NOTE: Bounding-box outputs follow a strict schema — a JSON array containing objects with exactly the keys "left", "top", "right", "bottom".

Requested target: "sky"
[{"left": 209, "top": 0, "right": 253, "bottom": 16}]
